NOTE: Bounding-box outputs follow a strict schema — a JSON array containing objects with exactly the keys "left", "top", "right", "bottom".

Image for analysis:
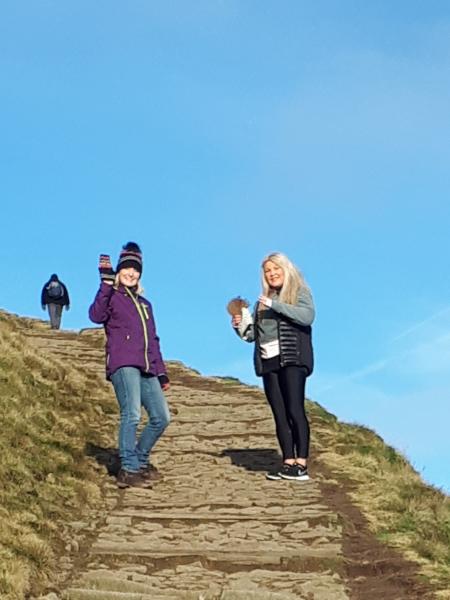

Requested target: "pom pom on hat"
[{"left": 116, "top": 241, "right": 143, "bottom": 274}]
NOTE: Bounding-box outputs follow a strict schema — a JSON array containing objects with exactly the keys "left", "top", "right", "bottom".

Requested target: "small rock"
[
  {"left": 68, "top": 521, "right": 89, "bottom": 531},
  {"left": 119, "top": 565, "right": 148, "bottom": 574}
]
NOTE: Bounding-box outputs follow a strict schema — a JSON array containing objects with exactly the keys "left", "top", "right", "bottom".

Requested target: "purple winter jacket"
[{"left": 89, "top": 282, "right": 167, "bottom": 380}]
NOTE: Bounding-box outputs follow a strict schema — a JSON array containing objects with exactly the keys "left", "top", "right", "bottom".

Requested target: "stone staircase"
[
  {"left": 66, "top": 384, "right": 346, "bottom": 598},
  {"left": 25, "top": 323, "right": 349, "bottom": 599},
  {"left": 19, "top": 320, "right": 433, "bottom": 600}
]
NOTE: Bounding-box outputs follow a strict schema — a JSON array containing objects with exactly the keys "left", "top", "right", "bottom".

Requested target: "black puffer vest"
[{"left": 253, "top": 311, "right": 314, "bottom": 377}]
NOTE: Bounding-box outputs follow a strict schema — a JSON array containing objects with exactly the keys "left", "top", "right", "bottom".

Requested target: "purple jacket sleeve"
[
  {"left": 89, "top": 282, "right": 115, "bottom": 324},
  {"left": 147, "top": 301, "right": 167, "bottom": 376}
]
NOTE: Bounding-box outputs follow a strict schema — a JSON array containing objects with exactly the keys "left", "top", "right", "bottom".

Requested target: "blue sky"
[{"left": 1, "top": 1, "right": 449, "bottom": 492}]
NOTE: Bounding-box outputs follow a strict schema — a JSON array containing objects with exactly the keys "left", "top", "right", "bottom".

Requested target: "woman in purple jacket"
[{"left": 89, "top": 242, "right": 170, "bottom": 489}]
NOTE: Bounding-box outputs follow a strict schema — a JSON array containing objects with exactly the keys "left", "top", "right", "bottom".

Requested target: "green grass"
[
  {"left": 1, "top": 310, "right": 449, "bottom": 598},
  {"left": 0, "top": 312, "right": 115, "bottom": 599},
  {"left": 310, "top": 404, "right": 450, "bottom": 592}
]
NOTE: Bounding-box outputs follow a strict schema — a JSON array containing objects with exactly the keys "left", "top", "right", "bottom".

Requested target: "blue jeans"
[{"left": 110, "top": 367, "right": 170, "bottom": 472}]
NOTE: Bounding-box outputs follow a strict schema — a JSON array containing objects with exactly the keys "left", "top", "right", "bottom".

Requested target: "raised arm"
[
  {"left": 89, "top": 254, "right": 116, "bottom": 323},
  {"left": 88, "top": 282, "right": 114, "bottom": 324}
]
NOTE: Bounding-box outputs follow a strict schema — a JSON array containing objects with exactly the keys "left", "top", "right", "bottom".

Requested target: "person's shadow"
[
  {"left": 86, "top": 443, "right": 120, "bottom": 476},
  {"left": 221, "top": 448, "right": 280, "bottom": 473}
]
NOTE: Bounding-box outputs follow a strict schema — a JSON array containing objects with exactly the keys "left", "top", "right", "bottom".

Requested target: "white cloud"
[
  {"left": 389, "top": 305, "right": 450, "bottom": 343},
  {"left": 397, "top": 331, "right": 450, "bottom": 377}
]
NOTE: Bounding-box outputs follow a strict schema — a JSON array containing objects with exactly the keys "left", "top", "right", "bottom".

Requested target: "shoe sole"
[
  {"left": 279, "top": 474, "right": 310, "bottom": 481},
  {"left": 117, "top": 483, "right": 152, "bottom": 489},
  {"left": 265, "top": 474, "right": 282, "bottom": 480},
  {"left": 117, "top": 480, "right": 152, "bottom": 489}
]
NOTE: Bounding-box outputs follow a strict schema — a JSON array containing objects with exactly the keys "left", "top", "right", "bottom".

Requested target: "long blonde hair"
[
  {"left": 261, "top": 252, "right": 308, "bottom": 305},
  {"left": 114, "top": 273, "right": 145, "bottom": 297}
]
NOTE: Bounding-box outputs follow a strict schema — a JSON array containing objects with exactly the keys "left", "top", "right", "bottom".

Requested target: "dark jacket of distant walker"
[
  {"left": 88, "top": 281, "right": 167, "bottom": 380},
  {"left": 41, "top": 277, "right": 70, "bottom": 307},
  {"left": 253, "top": 309, "right": 314, "bottom": 377}
]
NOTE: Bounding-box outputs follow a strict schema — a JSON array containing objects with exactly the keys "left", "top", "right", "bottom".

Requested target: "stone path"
[
  {"left": 26, "top": 326, "right": 349, "bottom": 600},
  {"left": 68, "top": 382, "right": 346, "bottom": 600},
  {"left": 24, "top": 323, "right": 435, "bottom": 600}
]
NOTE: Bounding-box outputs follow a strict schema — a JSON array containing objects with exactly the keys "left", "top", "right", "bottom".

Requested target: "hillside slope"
[
  {"left": 0, "top": 310, "right": 448, "bottom": 599},
  {"left": 0, "top": 311, "right": 117, "bottom": 599}
]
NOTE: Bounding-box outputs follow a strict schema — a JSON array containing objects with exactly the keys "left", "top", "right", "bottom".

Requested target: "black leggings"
[{"left": 262, "top": 366, "right": 310, "bottom": 460}]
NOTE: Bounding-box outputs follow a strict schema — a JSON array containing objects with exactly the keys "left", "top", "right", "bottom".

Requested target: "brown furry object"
[{"left": 226, "top": 297, "right": 250, "bottom": 316}]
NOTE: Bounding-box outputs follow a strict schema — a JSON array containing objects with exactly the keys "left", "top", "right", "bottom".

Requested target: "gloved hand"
[
  {"left": 65, "top": 305, "right": 70, "bottom": 311},
  {"left": 158, "top": 374, "right": 170, "bottom": 391},
  {"left": 99, "top": 254, "right": 115, "bottom": 284},
  {"left": 42, "top": 304, "right": 46, "bottom": 311}
]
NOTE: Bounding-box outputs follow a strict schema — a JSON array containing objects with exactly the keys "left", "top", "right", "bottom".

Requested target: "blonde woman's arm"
[
  {"left": 260, "top": 288, "right": 315, "bottom": 326},
  {"left": 232, "top": 306, "right": 255, "bottom": 342}
]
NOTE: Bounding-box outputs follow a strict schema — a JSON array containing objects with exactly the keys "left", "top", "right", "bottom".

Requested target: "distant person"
[
  {"left": 88, "top": 242, "right": 170, "bottom": 489},
  {"left": 41, "top": 273, "right": 70, "bottom": 330},
  {"left": 229, "top": 252, "right": 315, "bottom": 481}
]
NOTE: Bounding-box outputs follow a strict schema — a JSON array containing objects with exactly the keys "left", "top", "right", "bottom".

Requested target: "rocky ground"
[{"left": 26, "top": 326, "right": 435, "bottom": 600}]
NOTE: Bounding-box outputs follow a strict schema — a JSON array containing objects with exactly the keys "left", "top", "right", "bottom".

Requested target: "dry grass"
[
  {"left": 0, "top": 312, "right": 115, "bottom": 599},
  {"left": 309, "top": 401, "right": 450, "bottom": 592},
  {"left": 1, "top": 309, "right": 449, "bottom": 597}
]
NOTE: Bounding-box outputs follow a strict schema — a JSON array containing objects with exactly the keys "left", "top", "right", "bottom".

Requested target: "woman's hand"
[
  {"left": 258, "top": 295, "right": 273, "bottom": 308},
  {"left": 231, "top": 314, "right": 242, "bottom": 328},
  {"left": 158, "top": 374, "right": 170, "bottom": 391},
  {"left": 99, "top": 254, "right": 115, "bottom": 285}
]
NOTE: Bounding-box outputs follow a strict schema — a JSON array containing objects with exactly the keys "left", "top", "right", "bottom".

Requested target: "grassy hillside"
[
  {"left": 0, "top": 310, "right": 449, "bottom": 598},
  {"left": 310, "top": 406, "right": 450, "bottom": 594},
  {"left": 0, "top": 311, "right": 117, "bottom": 599}
]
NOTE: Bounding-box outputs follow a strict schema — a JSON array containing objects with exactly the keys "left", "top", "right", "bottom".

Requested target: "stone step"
[
  {"left": 66, "top": 567, "right": 347, "bottom": 600},
  {"left": 64, "top": 589, "right": 301, "bottom": 600},
  {"left": 90, "top": 545, "right": 341, "bottom": 563},
  {"left": 64, "top": 589, "right": 172, "bottom": 600},
  {"left": 104, "top": 510, "right": 332, "bottom": 523}
]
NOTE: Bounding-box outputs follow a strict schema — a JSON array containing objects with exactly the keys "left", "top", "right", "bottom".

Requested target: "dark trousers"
[
  {"left": 47, "top": 303, "right": 63, "bottom": 329},
  {"left": 262, "top": 366, "right": 310, "bottom": 460}
]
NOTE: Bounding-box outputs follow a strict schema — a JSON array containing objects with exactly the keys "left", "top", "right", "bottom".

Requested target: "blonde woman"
[
  {"left": 89, "top": 242, "right": 170, "bottom": 489},
  {"left": 232, "top": 253, "right": 315, "bottom": 481}
]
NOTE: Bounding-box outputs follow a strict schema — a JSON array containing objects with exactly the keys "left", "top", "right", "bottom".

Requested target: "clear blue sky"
[{"left": 1, "top": 1, "right": 449, "bottom": 492}]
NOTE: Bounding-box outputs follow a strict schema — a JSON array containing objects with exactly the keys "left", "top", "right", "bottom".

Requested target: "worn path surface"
[{"left": 26, "top": 325, "right": 434, "bottom": 600}]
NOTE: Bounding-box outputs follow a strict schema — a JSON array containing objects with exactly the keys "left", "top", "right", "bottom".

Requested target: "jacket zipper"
[
  {"left": 277, "top": 318, "right": 283, "bottom": 366},
  {"left": 125, "top": 288, "right": 150, "bottom": 372},
  {"left": 141, "top": 303, "right": 150, "bottom": 320}
]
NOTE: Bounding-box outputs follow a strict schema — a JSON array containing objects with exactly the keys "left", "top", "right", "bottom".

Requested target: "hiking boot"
[
  {"left": 139, "top": 463, "right": 162, "bottom": 481},
  {"left": 279, "top": 463, "right": 309, "bottom": 481},
  {"left": 116, "top": 469, "right": 152, "bottom": 489}
]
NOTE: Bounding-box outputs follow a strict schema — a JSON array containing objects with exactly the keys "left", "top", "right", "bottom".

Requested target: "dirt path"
[{"left": 26, "top": 326, "right": 435, "bottom": 600}]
